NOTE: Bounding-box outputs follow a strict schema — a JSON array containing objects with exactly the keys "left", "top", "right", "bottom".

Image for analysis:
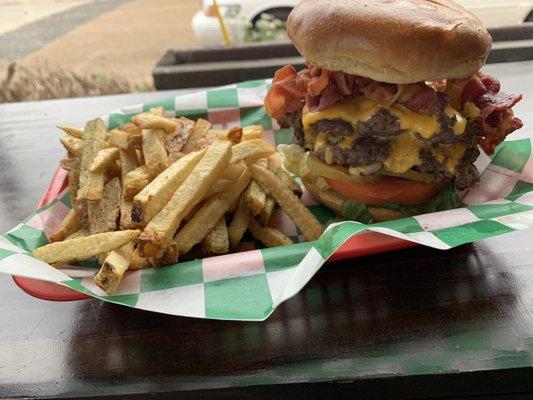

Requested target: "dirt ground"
[{"left": 19, "top": 0, "right": 201, "bottom": 88}]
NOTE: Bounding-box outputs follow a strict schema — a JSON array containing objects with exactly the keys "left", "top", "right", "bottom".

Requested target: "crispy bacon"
[
  {"left": 264, "top": 65, "right": 308, "bottom": 120},
  {"left": 265, "top": 65, "right": 522, "bottom": 152},
  {"left": 308, "top": 68, "right": 331, "bottom": 97},
  {"left": 358, "top": 78, "right": 399, "bottom": 106},
  {"left": 451, "top": 71, "right": 523, "bottom": 154},
  {"left": 397, "top": 82, "right": 446, "bottom": 115},
  {"left": 306, "top": 83, "right": 343, "bottom": 113},
  {"left": 266, "top": 63, "right": 451, "bottom": 117},
  {"left": 332, "top": 71, "right": 355, "bottom": 96}
]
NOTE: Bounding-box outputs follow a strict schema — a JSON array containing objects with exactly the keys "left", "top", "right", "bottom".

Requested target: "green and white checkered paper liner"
[{"left": 1, "top": 80, "right": 532, "bottom": 321}]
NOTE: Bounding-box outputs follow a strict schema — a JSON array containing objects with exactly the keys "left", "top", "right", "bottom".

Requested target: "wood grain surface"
[{"left": 1, "top": 64, "right": 532, "bottom": 399}]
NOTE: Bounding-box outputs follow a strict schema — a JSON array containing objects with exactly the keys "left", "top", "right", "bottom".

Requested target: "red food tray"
[{"left": 13, "top": 167, "right": 416, "bottom": 301}]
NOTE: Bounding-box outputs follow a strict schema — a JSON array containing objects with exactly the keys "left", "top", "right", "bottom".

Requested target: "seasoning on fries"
[{"left": 33, "top": 110, "right": 324, "bottom": 295}]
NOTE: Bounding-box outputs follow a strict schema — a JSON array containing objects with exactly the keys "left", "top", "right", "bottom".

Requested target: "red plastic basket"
[{"left": 13, "top": 167, "right": 415, "bottom": 301}]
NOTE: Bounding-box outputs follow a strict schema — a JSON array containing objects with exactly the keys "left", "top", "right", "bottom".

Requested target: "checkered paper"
[{"left": 1, "top": 80, "right": 532, "bottom": 321}]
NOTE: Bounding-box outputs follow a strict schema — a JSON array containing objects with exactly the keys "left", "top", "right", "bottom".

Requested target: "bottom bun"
[{"left": 302, "top": 174, "right": 465, "bottom": 223}]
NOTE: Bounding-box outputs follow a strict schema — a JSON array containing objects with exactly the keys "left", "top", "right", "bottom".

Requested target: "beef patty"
[{"left": 278, "top": 108, "right": 482, "bottom": 190}]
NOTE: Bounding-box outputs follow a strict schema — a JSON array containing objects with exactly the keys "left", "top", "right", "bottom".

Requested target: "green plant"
[
  {"left": 244, "top": 13, "right": 287, "bottom": 43},
  {"left": 0, "top": 63, "right": 153, "bottom": 103}
]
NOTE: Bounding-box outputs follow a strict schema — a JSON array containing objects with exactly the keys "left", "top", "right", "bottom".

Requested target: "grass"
[{"left": 0, "top": 62, "right": 153, "bottom": 103}]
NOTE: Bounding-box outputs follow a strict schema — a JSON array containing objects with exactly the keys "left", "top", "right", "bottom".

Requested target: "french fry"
[
  {"left": 58, "top": 125, "right": 84, "bottom": 139},
  {"left": 159, "top": 240, "right": 179, "bottom": 266},
  {"left": 255, "top": 158, "right": 268, "bottom": 168},
  {"left": 103, "top": 160, "right": 122, "bottom": 182},
  {"left": 68, "top": 165, "right": 81, "bottom": 207},
  {"left": 131, "top": 113, "right": 177, "bottom": 134},
  {"left": 250, "top": 164, "right": 323, "bottom": 241},
  {"left": 32, "top": 230, "right": 140, "bottom": 265},
  {"left": 175, "top": 168, "right": 250, "bottom": 254},
  {"left": 182, "top": 200, "right": 204, "bottom": 222},
  {"left": 215, "top": 129, "right": 230, "bottom": 141},
  {"left": 94, "top": 241, "right": 134, "bottom": 295},
  {"left": 258, "top": 196, "right": 275, "bottom": 225},
  {"left": 137, "top": 140, "right": 232, "bottom": 257},
  {"left": 119, "top": 149, "right": 139, "bottom": 229},
  {"left": 227, "top": 127, "right": 243, "bottom": 143},
  {"left": 65, "top": 226, "right": 89, "bottom": 240},
  {"left": 142, "top": 128, "right": 169, "bottom": 174},
  {"left": 182, "top": 118, "right": 211, "bottom": 153},
  {"left": 123, "top": 165, "right": 153, "bottom": 200},
  {"left": 77, "top": 119, "right": 106, "bottom": 202},
  {"left": 228, "top": 196, "right": 240, "bottom": 214},
  {"left": 60, "top": 157, "right": 78, "bottom": 171},
  {"left": 243, "top": 180, "right": 266, "bottom": 215},
  {"left": 119, "top": 149, "right": 139, "bottom": 176},
  {"left": 149, "top": 106, "right": 166, "bottom": 116},
  {"left": 132, "top": 149, "right": 206, "bottom": 224},
  {"left": 50, "top": 209, "right": 85, "bottom": 242},
  {"left": 60, "top": 158, "right": 80, "bottom": 206},
  {"left": 242, "top": 125, "right": 264, "bottom": 141},
  {"left": 267, "top": 152, "right": 282, "bottom": 172},
  {"left": 119, "top": 122, "right": 142, "bottom": 136},
  {"left": 119, "top": 200, "right": 138, "bottom": 230},
  {"left": 197, "top": 129, "right": 217, "bottom": 151},
  {"left": 168, "top": 151, "right": 185, "bottom": 164},
  {"left": 90, "top": 148, "right": 120, "bottom": 173},
  {"left": 220, "top": 162, "right": 246, "bottom": 181},
  {"left": 129, "top": 247, "right": 150, "bottom": 270},
  {"left": 248, "top": 216, "right": 293, "bottom": 247},
  {"left": 83, "top": 171, "right": 104, "bottom": 201},
  {"left": 202, "top": 217, "right": 229, "bottom": 254},
  {"left": 165, "top": 117, "right": 194, "bottom": 153},
  {"left": 302, "top": 176, "right": 344, "bottom": 216},
  {"left": 128, "top": 243, "right": 177, "bottom": 270},
  {"left": 60, "top": 136, "right": 82, "bottom": 157},
  {"left": 108, "top": 129, "right": 129, "bottom": 149},
  {"left": 89, "top": 177, "right": 121, "bottom": 234},
  {"left": 108, "top": 129, "right": 142, "bottom": 149},
  {"left": 216, "top": 127, "right": 242, "bottom": 143},
  {"left": 202, "top": 178, "right": 231, "bottom": 200},
  {"left": 230, "top": 139, "right": 275, "bottom": 164},
  {"left": 228, "top": 197, "right": 251, "bottom": 248}
]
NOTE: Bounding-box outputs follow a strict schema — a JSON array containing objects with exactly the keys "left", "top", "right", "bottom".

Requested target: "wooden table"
[{"left": 1, "top": 63, "right": 533, "bottom": 399}]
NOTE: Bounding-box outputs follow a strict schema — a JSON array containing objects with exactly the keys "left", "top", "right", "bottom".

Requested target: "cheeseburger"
[{"left": 265, "top": 0, "right": 523, "bottom": 222}]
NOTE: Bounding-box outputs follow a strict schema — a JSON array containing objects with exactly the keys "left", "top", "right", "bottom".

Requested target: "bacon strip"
[
  {"left": 265, "top": 65, "right": 522, "bottom": 153},
  {"left": 452, "top": 71, "right": 522, "bottom": 154},
  {"left": 358, "top": 78, "right": 399, "bottom": 106},
  {"left": 397, "top": 82, "right": 447, "bottom": 115},
  {"left": 265, "top": 64, "right": 450, "bottom": 117},
  {"left": 264, "top": 65, "right": 307, "bottom": 120}
]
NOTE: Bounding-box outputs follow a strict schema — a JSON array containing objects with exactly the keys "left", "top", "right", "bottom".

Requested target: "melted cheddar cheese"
[
  {"left": 463, "top": 102, "right": 481, "bottom": 118},
  {"left": 383, "top": 133, "right": 422, "bottom": 174},
  {"left": 302, "top": 96, "right": 469, "bottom": 176},
  {"left": 302, "top": 96, "right": 466, "bottom": 142},
  {"left": 339, "top": 135, "right": 357, "bottom": 150},
  {"left": 432, "top": 144, "right": 467, "bottom": 173}
]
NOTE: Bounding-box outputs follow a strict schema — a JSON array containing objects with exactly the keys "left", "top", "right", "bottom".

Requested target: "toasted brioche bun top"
[{"left": 287, "top": 0, "right": 492, "bottom": 84}]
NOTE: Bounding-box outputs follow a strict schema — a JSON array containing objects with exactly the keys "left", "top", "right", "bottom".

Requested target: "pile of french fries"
[{"left": 32, "top": 107, "right": 324, "bottom": 295}]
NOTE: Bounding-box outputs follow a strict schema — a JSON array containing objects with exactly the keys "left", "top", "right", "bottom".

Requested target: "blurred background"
[{"left": 1, "top": 0, "right": 533, "bottom": 103}]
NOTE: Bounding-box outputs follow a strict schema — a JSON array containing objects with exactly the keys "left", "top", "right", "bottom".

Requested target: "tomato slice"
[{"left": 325, "top": 176, "right": 447, "bottom": 205}]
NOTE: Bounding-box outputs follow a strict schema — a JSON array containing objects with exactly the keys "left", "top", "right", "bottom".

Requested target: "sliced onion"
[{"left": 359, "top": 163, "right": 382, "bottom": 176}]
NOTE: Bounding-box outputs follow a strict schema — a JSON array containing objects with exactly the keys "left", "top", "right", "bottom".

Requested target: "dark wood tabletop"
[{"left": 1, "top": 63, "right": 533, "bottom": 399}]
